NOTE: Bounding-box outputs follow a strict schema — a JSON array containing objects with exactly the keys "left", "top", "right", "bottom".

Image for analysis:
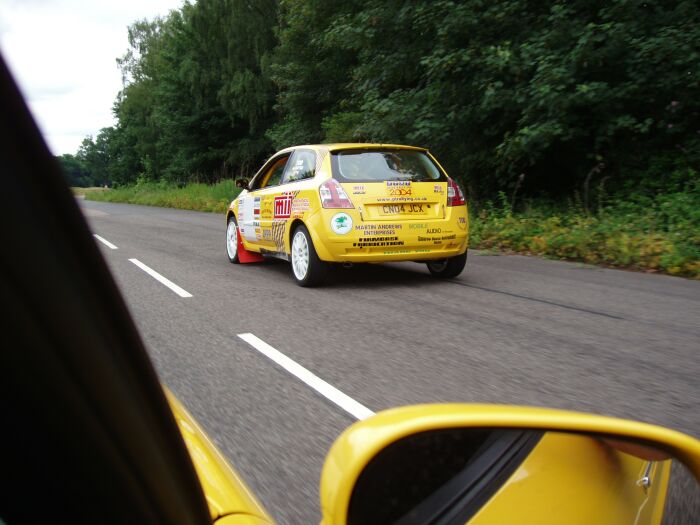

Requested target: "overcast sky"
[{"left": 0, "top": 0, "right": 185, "bottom": 155}]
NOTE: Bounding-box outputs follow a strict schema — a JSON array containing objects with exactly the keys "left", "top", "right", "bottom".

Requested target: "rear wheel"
[
  {"left": 426, "top": 251, "right": 467, "bottom": 279},
  {"left": 290, "top": 225, "right": 328, "bottom": 287},
  {"left": 226, "top": 215, "right": 240, "bottom": 264}
]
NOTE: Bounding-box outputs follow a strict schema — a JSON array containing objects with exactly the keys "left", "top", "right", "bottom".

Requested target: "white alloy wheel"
[
  {"left": 291, "top": 230, "right": 310, "bottom": 280},
  {"left": 226, "top": 219, "right": 239, "bottom": 262}
]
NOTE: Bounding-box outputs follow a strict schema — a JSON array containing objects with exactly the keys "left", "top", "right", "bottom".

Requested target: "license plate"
[{"left": 379, "top": 203, "right": 427, "bottom": 215}]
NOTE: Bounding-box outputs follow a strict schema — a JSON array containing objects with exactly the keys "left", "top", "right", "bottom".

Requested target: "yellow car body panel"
[
  {"left": 468, "top": 432, "right": 671, "bottom": 525},
  {"left": 165, "top": 390, "right": 274, "bottom": 524},
  {"left": 320, "top": 404, "right": 700, "bottom": 525},
  {"left": 228, "top": 144, "right": 468, "bottom": 263}
]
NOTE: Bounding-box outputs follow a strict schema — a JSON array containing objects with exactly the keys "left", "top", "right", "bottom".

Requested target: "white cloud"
[{"left": 0, "top": 0, "right": 184, "bottom": 154}]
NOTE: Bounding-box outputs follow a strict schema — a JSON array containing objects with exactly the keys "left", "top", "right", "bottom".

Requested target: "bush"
[{"left": 471, "top": 178, "right": 700, "bottom": 279}]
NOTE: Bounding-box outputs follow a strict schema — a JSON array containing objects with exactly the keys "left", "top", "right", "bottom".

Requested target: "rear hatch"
[{"left": 329, "top": 148, "right": 448, "bottom": 222}]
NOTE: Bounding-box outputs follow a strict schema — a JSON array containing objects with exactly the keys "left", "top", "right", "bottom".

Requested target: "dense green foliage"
[
  {"left": 471, "top": 178, "right": 700, "bottom": 277},
  {"left": 75, "top": 0, "right": 699, "bottom": 198},
  {"left": 58, "top": 154, "right": 94, "bottom": 187},
  {"left": 57, "top": 134, "right": 112, "bottom": 187}
]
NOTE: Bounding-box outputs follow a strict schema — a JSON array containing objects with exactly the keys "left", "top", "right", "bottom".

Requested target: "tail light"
[
  {"left": 319, "top": 179, "right": 354, "bottom": 208},
  {"left": 447, "top": 178, "right": 466, "bottom": 206}
]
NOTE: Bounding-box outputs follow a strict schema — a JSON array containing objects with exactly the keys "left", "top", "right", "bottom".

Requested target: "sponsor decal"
[
  {"left": 289, "top": 158, "right": 309, "bottom": 179},
  {"left": 291, "top": 198, "right": 310, "bottom": 214},
  {"left": 271, "top": 220, "right": 287, "bottom": 251},
  {"left": 331, "top": 213, "right": 353, "bottom": 235},
  {"left": 253, "top": 196, "right": 261, "bottom": 217},
  {"left": 434, "top": 185, "right": 444, "bottom": 193},
  {"left": 240, "top": 196, "right": 258, "bottom": 242},
  {"left": 427, "top": 228, "right": 441, "bottom": 234},
  {"left": 388, "top": 187, "right": 412, "bottom": 196},
  {"left": 353, "top": 236, "right": 399, "bottom": 243},
  {"left": 355, "top": 224, "right": 402, "bottom": 230},
  {"left": 353, "top": 240, "right": 404, "bottom": 248},
  {"left": 386, "top": 181, "right": 411, "bottom": 187},
  {"left": 274, "top": 194, "right": 293, "bottom": 218},
  {"left": 376, "top": 196, "right": 427, "bottom": 202},
  {"left": 355, "top": 223, "right": 402, "bottom": 236},
  {"left": 352, "top": 185, "right": 366, "bottom": 195},
  {"left": 260, "top": 200, "right": 273, "bottom": 219},
  {"left": 418, "top": 234, "right": 457, "bottom": 242},
  {"left": 262, "top": 229, "right": 272, "bottom": 239},
  {"left": 409, "top": 223, "right": 427, "bottom": 230},
  {"left": 458, "top": 216, "right": 467, "bottom": 230}
]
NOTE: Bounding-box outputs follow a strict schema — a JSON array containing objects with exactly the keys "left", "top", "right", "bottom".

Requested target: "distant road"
[{"left": 81, "top": 199, "right": 700, "bottom": 524}]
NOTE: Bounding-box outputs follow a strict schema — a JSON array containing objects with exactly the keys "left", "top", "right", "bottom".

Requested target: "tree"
[{"left": 56, "top": 153, "right": 93, "bottom": 187}]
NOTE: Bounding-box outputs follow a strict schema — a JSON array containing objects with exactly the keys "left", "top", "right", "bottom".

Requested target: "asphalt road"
[{"left": 80, "top": 199, "right": 700, "bottom": 524}]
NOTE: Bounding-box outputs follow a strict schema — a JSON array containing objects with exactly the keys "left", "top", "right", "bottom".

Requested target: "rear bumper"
[{"left": 306, "top": 207, "right": 469, "bottom": 262}]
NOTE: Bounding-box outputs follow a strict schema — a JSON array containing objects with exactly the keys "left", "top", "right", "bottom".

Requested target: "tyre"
[
  {"left": 226, "top": 215, "right": 240, "bottom": 264},
  {"left": 426, "top": 251, "right": 467, "bottom": 279},
  {"left": 290, "top": 225, "right": 328, "bottom": 287}
]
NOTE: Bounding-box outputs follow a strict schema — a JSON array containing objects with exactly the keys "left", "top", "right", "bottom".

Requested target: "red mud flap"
[{"left": 237, "top": 231, "right": 264, "bottom": 263}]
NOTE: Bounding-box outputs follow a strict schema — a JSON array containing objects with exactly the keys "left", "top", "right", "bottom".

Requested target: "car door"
[
  {"left": 265, "top": 149, "right": 317, "bottom": 254},
  {"left": 238, "top": 153, "right": 291, "bottom": 250},
  {"left": 242, "top": 149, "right": 317, "bottom": 255}
]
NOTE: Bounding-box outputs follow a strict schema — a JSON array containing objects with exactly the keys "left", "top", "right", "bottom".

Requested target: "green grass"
[
  {"left": 470, "top": 185, "right": 700, "bottom": 279},
  {"left": 85, "top": 180, "right": 242, "bottom": 213},
  {"left": 72, "top": 186, "right": 109, "bottom": 196},
  {"left": 86, "top": 179, "right": 700, "bottom": 279}
]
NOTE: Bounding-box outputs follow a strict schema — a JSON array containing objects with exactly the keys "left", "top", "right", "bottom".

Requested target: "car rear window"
[{"left": 331, "top": 149, "right": 446, "bottom": 183}]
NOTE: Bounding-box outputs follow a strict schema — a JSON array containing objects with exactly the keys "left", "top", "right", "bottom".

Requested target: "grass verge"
[
  {"left": 471, "top": 185, "right": 700, "bottom": 279},
  {"left": 86, "top": 180, "right": 242, "bottom": 213},
  {"left": 86, "top": 180, "right": 700, "bottom": 279},
  {"left": 72, "top": 186, "right": 109, "bottom": 196}
]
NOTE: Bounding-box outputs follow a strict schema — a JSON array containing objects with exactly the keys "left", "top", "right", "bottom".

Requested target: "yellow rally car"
[{"left": 226, "top": 144, "right": 469, "bottom": 286}]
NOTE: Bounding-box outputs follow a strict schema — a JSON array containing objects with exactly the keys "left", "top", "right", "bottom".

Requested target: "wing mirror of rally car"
[
  {"left": 319, "top": 405, "right": 700, "bottom": 525},
  {"left": 235, "top": 177, "right": 249, "bottom": 188}
]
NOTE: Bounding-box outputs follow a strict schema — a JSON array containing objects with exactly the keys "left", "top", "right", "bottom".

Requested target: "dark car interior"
[{"left": 0, "top": 54, "right": 211, "bottom": 524}]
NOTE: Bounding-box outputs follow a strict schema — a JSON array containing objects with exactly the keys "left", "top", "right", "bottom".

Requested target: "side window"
[
  {"left": 257, "top": 155, "right": 290, "bottom": 189},
  {"left": 281, "top": 150, "right": 316, "bottom": 185}
]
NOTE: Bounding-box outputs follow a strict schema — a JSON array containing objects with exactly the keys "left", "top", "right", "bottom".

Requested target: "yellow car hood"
[{"left": 166, "top": 390, "right": 273, "bottom": 524}]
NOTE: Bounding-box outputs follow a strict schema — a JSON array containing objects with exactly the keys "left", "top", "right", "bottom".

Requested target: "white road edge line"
[
  {"left": 93, "top": 234, "right": 118, "bottom": 250},
  {"left": 128, "top": 258, "right": 193, "bottom": 298},
  {"left": 237, "top": 333, "right": 375, "bottom": 421}
]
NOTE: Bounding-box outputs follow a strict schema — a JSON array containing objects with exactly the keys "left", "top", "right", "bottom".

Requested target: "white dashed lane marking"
[
  {"left": 93, "top": 234, "right": 118, "bottom": 249},
  {"left": 128, "top": 258, "right": 193, "bottom": 298},
  {"left": 237, "top": 333, "right": 375, "bottom": 421}
]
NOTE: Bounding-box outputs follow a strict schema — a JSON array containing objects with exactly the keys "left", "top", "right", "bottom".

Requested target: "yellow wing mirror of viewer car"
[{"left": 319, "top": 405, "right": 700, "bottom": 525}]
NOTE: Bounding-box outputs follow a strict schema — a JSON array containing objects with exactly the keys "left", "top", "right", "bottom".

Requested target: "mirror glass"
[{"left": 347, "top": 429, "right": 700, "bottom": 525}]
